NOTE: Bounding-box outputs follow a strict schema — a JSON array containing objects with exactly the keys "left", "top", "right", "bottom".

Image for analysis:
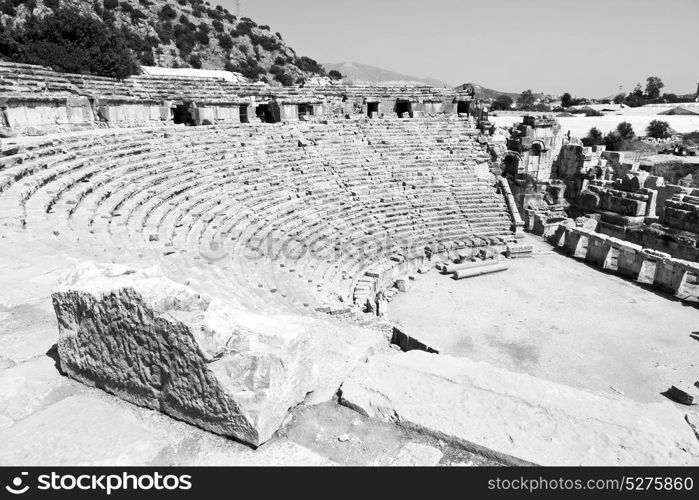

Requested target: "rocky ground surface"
[
  {"left": 0, "top": 234, "right": 497, "bottom": 466},
  {"left": 1, "top": 232, "right": 697, "bottom": 466},
  {"left": 388, "top": 235, "right": 699, "bottom": 404}
]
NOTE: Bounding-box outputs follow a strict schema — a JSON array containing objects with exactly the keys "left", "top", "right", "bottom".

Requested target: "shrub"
[
  {"left": 1, "top": 1, "right": 16, "bottom": 15},
  {"left": 159, "top": 4, "right": 177, "bottom": 20},
  {"left": 582, "top": 127, "right": 604, "bottom": 147},
  {"left": 138, "top": 50, "right": 155, "bottom": 65},
  {"left": 130, "top": 9, "right": 147, "bottom": 21},
  {"left": 617, "top": 121, "right": 635, "bottom": 140},
  {"left": 294, "top": 56, "right": 324, "bottom": 75},
  {"left": 233, "top": 20, "right": 253, "bottom": 37},
  {"left": 173, "top": 23, "right": 196, "bottom": 56},
  {"left": 230, "top": 58, "right": 265, "bottom": 80},
  {"left": 212, "top": 19, "right": 224, "bottom": 32},
  {"left": 195, "top": 29, "right": 209, "bottom": 45},
  {"left": 103, "top": 0, "right": 117, "bottom": 9},
  {"left": 273, "top": 72, "right": 293, "bottom": 86},
  {"left": 584, "top": 109, "right": 603, "bottom": 117},
  {"left": 328, "top": 69, "right": 343, "bottom": 81},
  {"left": 189, "top": 54, "right": 202, "bottom": 68},
  {"left": 155, "top": 22, "right": 174, "bottom": 43},
  {"left": 4, "top": 6, "right": 139, "bottom": 78},
  {"left": 490, "top": 94, "right": 513, "bottom": 111},
  {"left": 647, "top": 120, "right": 672, "bottom": 139},
  {"left": 218, "top": 33, "right": 233, "bottom": 51},
  {"left": 249, "top": 33, "right": 279, "bottom": 51},
  {"left": 119, "top": 1, "right": 133, "bottom": 13},
  {"left": 603, "top": 131, "right": 623, "bottom": 151}
]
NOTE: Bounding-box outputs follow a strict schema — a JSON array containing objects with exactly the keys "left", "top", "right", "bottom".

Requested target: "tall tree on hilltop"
[
  {"left": 561, "top": 92, "right": 573, "bottom": 108},
  {"left": 517, "top": 89, "right": 535, "bottom": 110},
  {"left": 645, "top": 76, "right": 664, "bottom": 100},
  {"left": 491, "top": 94, "right": 514, "bottom": 111}
]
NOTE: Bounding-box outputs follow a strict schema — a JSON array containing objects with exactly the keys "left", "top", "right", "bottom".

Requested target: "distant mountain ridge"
[
  {"left": 322, "top": 62, "right": 451, "bottom": 88},
  {"left": 323, "top": 62, "right": 532, "bottom": 102},
  {"left": 467, "top": 83, "right": 520, "bottom": 101}
]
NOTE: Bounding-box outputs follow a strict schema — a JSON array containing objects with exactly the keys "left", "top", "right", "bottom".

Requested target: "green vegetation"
[
  {"left": 513, "top": 89, "right": 550, "bottom": 112},
  {"left": 617, "top": 121, "right": 635, "bottom": 140},
  {"left": 490, "top": 94, "right": 513, "bottom": 111},
  {"left": 294, "top": 56, "right": 325, "bottom": 75},
  {"left": 0, "top": 5, "right": 139, "bottom": 78},
  {"left": 581, "top": 121, "right": 667, "bottom": 152},
  {"left": 0, "top": 0, "right": 327, "bottom": 82},
  {"left": 646, "top": 120, "right": 672, "bottom": 139}
]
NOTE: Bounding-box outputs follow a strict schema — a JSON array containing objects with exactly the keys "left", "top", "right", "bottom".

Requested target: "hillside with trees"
[{"left": 0, "top": 0, "right": 327, "bottom": 83}]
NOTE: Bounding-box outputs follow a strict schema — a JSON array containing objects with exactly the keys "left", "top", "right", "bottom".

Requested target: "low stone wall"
[
  {"left": 5, "top": 97, "right": 93, "bottom": 129},
  {"left": 498, "top": 177, "right": 525, "bottom": 237},
  {"left": 553, "top": 226, "right": 699, "bottom": 302}
]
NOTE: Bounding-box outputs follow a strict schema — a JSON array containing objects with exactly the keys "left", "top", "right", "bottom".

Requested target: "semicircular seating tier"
[{"left": 0, "top": 116, "right": 515, "bottom": 315}]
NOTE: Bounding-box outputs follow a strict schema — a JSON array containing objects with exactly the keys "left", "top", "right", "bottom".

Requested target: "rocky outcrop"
[
  {"left": 52, "top": 263, "right": 371, "bottom": 446},
  {"left": 339, "top": 351, "right": 699, "bottom": 466}
]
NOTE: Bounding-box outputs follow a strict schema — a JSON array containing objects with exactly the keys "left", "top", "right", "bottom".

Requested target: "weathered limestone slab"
[
  {"left": 339, "top": 351, "right": 699, "bottom": 466},
  {"left": 389, "top": 443, "right": 443, "bottom": 466},
  {"left": 0, "top": 395, "right": 183, "bottom": 466},
  {"left": 616, "top": 240, "right": 643, "bottom": 278},
  {"left": 51, "top": 263, "right": 337, "bottom": 446},
  {"left": 668, "top": 383, "right": 699, "bottom": 406},
  {"left": 585, "top": 233, "right": 611, "bottom": 267},
  {"left": 0, "top": 356, "right": 79, "bottom": 427},
  {"left": 190, "top": 440, "right": 336, "bottom": 466},
  {"left": 563, "top": 229, "right": 590, "bottom": 259}
]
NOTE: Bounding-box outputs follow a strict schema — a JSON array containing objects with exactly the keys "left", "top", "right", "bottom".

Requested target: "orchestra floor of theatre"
[{"left": 388, "top": 235, "right": 699, "bottom": 404}]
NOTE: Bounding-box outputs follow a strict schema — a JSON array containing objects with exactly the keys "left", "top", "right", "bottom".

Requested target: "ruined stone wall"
[
  {"left": 100, "top": 103, "right": 163, "bottom": 127},
  {"left": 552, "top": 226, "right": 699, "bottom": 302},
  {"left": 195, "top": 104, "right": 242, "bottom": 124},
  {"left": 6, "top": 99, "right": 92, "bottom": 128}
]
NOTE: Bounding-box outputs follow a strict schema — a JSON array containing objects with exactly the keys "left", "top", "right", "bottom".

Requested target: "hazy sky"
[{"left": 218, "top": 0, "right": 698, "bottom": 97}]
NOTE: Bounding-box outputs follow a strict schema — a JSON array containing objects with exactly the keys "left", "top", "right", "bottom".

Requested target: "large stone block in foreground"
[
  {"left": 53, "top": 263, "right": 358, "bottom": 447},
  {"left": 339, "top": 352, "right": 699, "bottom": 466}
]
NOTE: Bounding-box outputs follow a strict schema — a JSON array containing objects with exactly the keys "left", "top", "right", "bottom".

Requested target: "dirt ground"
[{"left": 387, "top": 236, "right": 699, "bottom": 403}]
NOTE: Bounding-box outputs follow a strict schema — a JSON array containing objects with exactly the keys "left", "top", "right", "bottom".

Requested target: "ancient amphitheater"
[{"left": 1, "top": 61, "right": 698, "bottom": 467}]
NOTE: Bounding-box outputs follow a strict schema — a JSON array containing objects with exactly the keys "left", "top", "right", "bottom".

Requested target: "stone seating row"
[{"left": 1, "top": 119, "right": 514, "bottom": 314}]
